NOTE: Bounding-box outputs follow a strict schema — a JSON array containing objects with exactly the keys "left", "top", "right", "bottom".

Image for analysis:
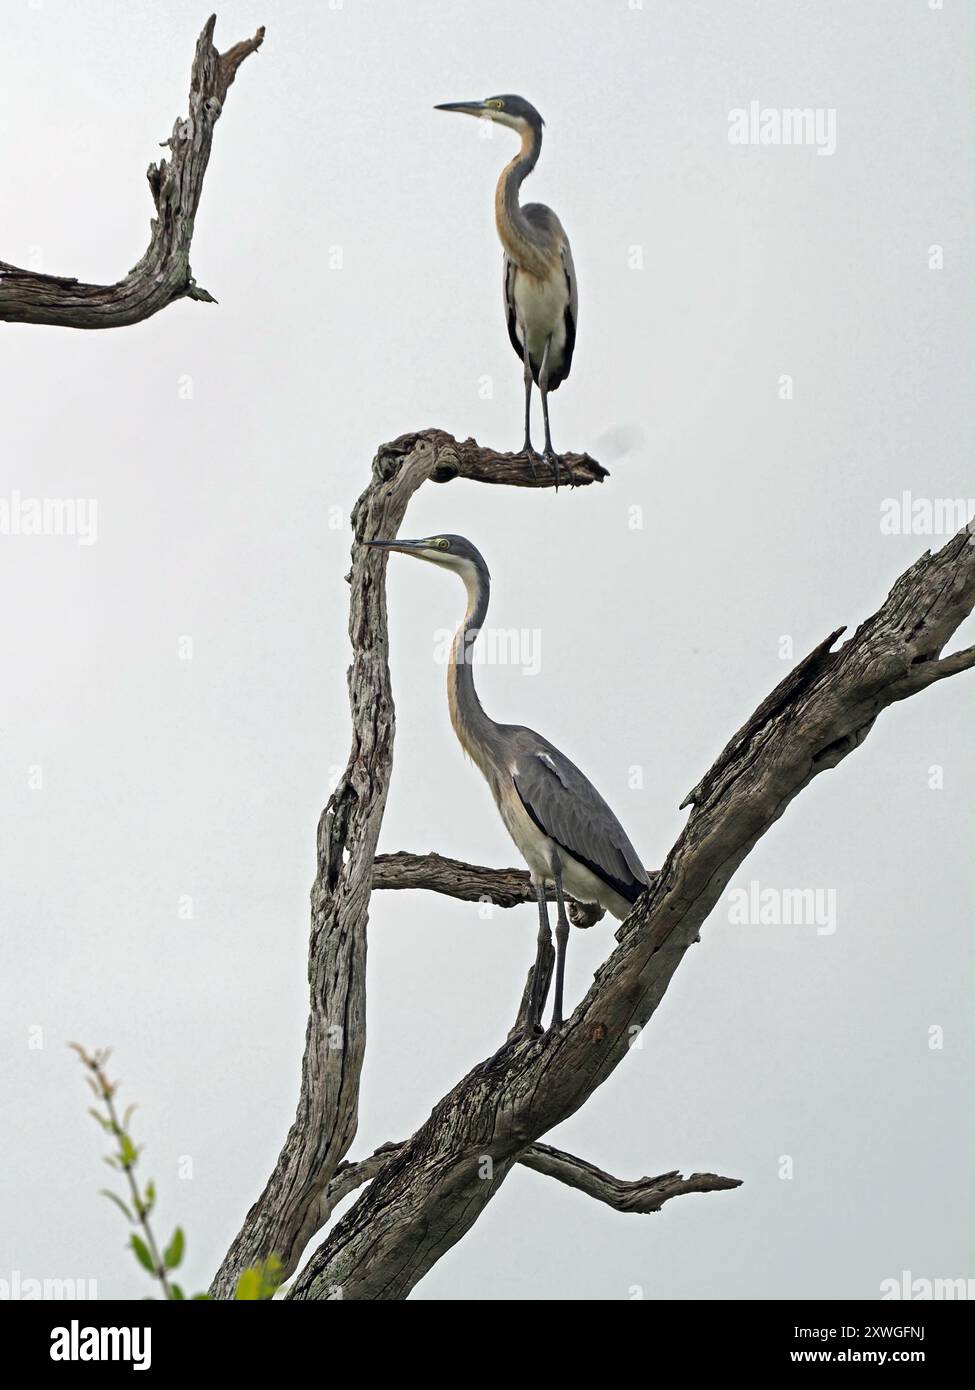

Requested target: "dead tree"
[
  {"left": 210, "top": 429, "right": 975, "bottom": 1300},
  {"left": 0, "top": 16, "right": 264, "bottom": 330},
  {"left": 8, "top": 16, "right": 968, "bottom": 1304}
]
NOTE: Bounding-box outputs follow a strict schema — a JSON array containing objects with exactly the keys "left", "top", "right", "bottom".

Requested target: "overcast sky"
[{"left": 1, "top": 0, "right": 972, "bottom": 1301}]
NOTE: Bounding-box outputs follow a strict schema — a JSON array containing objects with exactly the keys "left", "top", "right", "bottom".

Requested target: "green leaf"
[
  {"left": 103, "top": 1156, "right": 121, "bottom": 1171},
  {"left": 170, "top": 1284, "right": 185, "bottom": 1300},
  {"left": 234, "top": 1267, "right": 261, "bottom": 1301},
  {"left": 119, "top": 1133, "right": 138, "bottom": 1168},
  {"left": 234, "top": 1256, "right": 283, "bottom": 1301},
  {"left": 163, "top": 1227, "right": 184, "bottom": 1270},
  {"left": 87, "top": 1107, "right": 112, "bottom": 1131},
  {"left": 144, "top": 1180, "right": 156, "bottom": 1214},
  {"left": 122, "top": 1103, "right": 138, "bottom": 1130},
  {"left": 100, "top": 1189, "right": 134, "bottom": 1222},
  {"left": 192, "top": 1293, "right": 212, "bottom": 1301},
  {"left": 130, "top": 1234, "right": 156, "bottom": 1274}
]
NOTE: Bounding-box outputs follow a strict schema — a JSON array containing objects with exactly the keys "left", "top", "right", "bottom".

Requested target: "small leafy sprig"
[
  {"left": 71, "top": 1042, "right": 190, "bottom": 1299},
  {"left": 72, "top": 1043, "right": 282, "bottom": 1301}
]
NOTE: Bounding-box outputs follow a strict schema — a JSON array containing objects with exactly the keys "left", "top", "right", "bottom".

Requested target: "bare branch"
[
  {"left": 0, "top": 16, "right": 264, "bottom": 329},
  {"left": 372, "top": 850, "right": 652, "bottom": 926},
  {"left": 313, "top": 1139, "right": 739, "bottom": 1234},
  {"left": 287, "top": 521, "right": 975, "bottom": 1301},
  {"left": 373, "top": 851, "right": 539, "bottom": 907},
  {"left": 388, "top": 429, "right": 607, "bottom": 489},
  {"left": 210, "top": 431, "right": 606, "bottom": 1298},
  {"left": 519, "top": 1144, "right": 742, "bottom": 1214}
]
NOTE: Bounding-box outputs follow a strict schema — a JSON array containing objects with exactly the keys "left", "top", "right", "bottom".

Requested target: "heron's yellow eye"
[
  {"left": 487, "top": 99, "right": 504, "bottom": 110},
  {"left": 431, "top": 537, "right": 450, "bottom": 550}
]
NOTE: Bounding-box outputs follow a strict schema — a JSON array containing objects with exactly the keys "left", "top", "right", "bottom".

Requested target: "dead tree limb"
[
  {"left": 371, "top": 849, "right": 652, "bottom": 925},
  {"left": 280, "top": 513, "right": 974, "bottom": 1301},
  {"left": 210, "top": 431, "right": 604, "bottom": 1297},
  {"left": 0, "top": 15, "right": 264, "bottom": 329},
  {"left": 519, "top": 1145, "right": 742, "bottom": 1215},
  {"left": 310, "top": 1139, "right": 739, "bottom": 1238}
]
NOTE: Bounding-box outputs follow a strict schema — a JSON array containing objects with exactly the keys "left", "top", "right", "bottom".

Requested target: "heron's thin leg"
[
  {"left": 529, "top": 880, "right": 554, "bottom": 1031},
  {"left": 551, "top": 864, "right": 571, "bottom": 1027},
  {"left": 538, "top": 336, "right": 560, "bottom": 490},
  {"left": 521, "top": 328, "right": 536, "bottom": 472},
  {"left": 510, "top": 880, "right": 553, "bottom": 1037}
]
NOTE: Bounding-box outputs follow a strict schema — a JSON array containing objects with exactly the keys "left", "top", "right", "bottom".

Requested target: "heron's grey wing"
[
  {"left": 513, "top": 746, "right": 648, "bottom": 904},
  {"left": 554, "top": 237, "right": 577, "bottom": 387},
  {"left": 503, "top": 254, "right": 523, "bottom": 360}
]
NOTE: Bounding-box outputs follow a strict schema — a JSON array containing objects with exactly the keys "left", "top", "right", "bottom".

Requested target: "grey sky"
[{"left": 1, "top": 0, "right": 972, "bottom": 1300}]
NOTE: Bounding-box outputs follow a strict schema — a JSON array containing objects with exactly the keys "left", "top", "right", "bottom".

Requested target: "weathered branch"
[
  {"left": 389, "top": 429, "right": 607, "bottom": 490},
  {"left": 373, "top": 850, "right": 541, "bottom": 907},
  {"left": 312, "top": 1139, "right": 739, "bottom": 1235},
  {"left": 210, "top": 431, "right": 606, "bottom": 1298},
  {"left": 286, "top": 517, "right": 975, "bottom": 1301},
  {"left": 519, "top": 1144, "right": 742, "bottom": 1214},
  {"left": 0, "top": 16, "right": 264, "bottom": 329},
  {"left": 372, "top": 850, "right": 647, "bottom": 926}
]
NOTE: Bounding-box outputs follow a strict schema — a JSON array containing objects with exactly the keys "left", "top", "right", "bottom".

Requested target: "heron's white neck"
[{"left": 447, "top": 565, "right": 495, "bottom": 775}]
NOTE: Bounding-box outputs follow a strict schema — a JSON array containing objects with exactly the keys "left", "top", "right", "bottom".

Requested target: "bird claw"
[
  {"left": 506, "top": 1018, "right": 544, "bottom": 1044},
  {"left": 543, "top": 449, "right": 562, "bottom": 491},
  {"left": 522, "top": 446, "right": 542, "bottom": 479}
]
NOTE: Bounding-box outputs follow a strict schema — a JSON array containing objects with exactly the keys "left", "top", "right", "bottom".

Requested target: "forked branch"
[
  {"left": 285, "top": 511, "right": 974, "bottom": 1300},
  {"left": 213, "top": 424, "right": 974, "bottom": 1301},
  {"left": 210, "top": 431, "right": 605, "bottom": 1298},
  {"left": 0, "top": 16, "right": 264, "bottom": 329},
  {"left": 311, "top": 1139, "right": 739, "bottom": 1236}
]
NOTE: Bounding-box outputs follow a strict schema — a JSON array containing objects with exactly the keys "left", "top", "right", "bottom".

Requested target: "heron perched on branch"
[
  {"left": 367, "top": 533, "right": 649, "bottom": 1035},
  {"left": 435, "top": 96, "right": 577, "bottom": 482}
]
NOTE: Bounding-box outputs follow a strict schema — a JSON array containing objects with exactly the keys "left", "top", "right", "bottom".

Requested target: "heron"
[
  {"left": 367, "top": 533, "right": 649, "bottom": 1035},
  {"left": 434, "top": 95, "right": 577, "bottom": 480}
]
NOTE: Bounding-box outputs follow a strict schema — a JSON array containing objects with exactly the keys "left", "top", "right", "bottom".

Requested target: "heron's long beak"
[
  {"left": 434, "top": 100, "right": 490, "bottom": 118},
  {"left": 364, "top": 538, "right": 428, "bottom": 557}
]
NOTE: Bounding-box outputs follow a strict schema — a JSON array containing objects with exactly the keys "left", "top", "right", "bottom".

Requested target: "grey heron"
[
  {"left": 434, "top": 95, "right": 577, "bottom": 481},
  {"left": 367, "top": 533, "right": 649, "bottom": 1035}
]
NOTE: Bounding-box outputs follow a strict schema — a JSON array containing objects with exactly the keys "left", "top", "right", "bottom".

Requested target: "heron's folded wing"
[
  {"left": 513, "top": 749, "right": 648, "bottom": 903},
  {"left": 503, "top": 255, "right": 522, "bottom": 359}
]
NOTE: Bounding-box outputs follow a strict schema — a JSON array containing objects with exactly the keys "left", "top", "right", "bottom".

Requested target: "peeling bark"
[
  {"left": 210, "top": 432, "right": 604, "bottom": 1298},
  {"left": 309, "top": 1139, "right": 740, "bottom": 1238},
  {"left": 372, "top": 849, "right": 648, "bottom": 926},
  {"left": 0, "top": 16, "right": 264, "bottom": 329},
  {"left": 283, "top": 519, "right": 974, "bottom": 1301}
]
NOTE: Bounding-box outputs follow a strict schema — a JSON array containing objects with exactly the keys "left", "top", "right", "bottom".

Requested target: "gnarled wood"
[
  {"left": 285, "top": 524, "right": 975, "bottom": 1301},
  {"left": 371, "top": 849, "right": 652, "bottom": 926},
  {"left": 309, "top": 1138, "right": 740, "bottom": 1238},
  {"left": 210, "top": 431, "right": 606, "bottom": 1298},
  {"left": 0, "top": 16, "right": 264, "bottom": 329}
]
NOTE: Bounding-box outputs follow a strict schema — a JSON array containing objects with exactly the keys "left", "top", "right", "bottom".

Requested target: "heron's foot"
[
  {"left": 543, "top": 448, "right": 563, "bottom": 491},
  {"left": 506, "top": 1017, "right": 544, "bottom": 1044},
  {"left": 521, "top": 443, "right": 542, "bottom": 478}
]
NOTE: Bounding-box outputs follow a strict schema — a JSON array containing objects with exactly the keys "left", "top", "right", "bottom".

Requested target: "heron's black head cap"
[{"left": 484, "top": 95, "right": 544, "bottom": 129}]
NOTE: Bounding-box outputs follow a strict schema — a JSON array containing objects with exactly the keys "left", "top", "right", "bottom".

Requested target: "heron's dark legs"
[
  {"left": 538, "top": 337, "right": 561, "bottom": 490},
  {"left": 551, "top": 864, "right": 571, "bottom": 1027},
  {"left": 521, "top": 329, "right": 537, "bottom": 472},
  {"left": 509, "top": 880, "right": 554, "bottom": 1039}
]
